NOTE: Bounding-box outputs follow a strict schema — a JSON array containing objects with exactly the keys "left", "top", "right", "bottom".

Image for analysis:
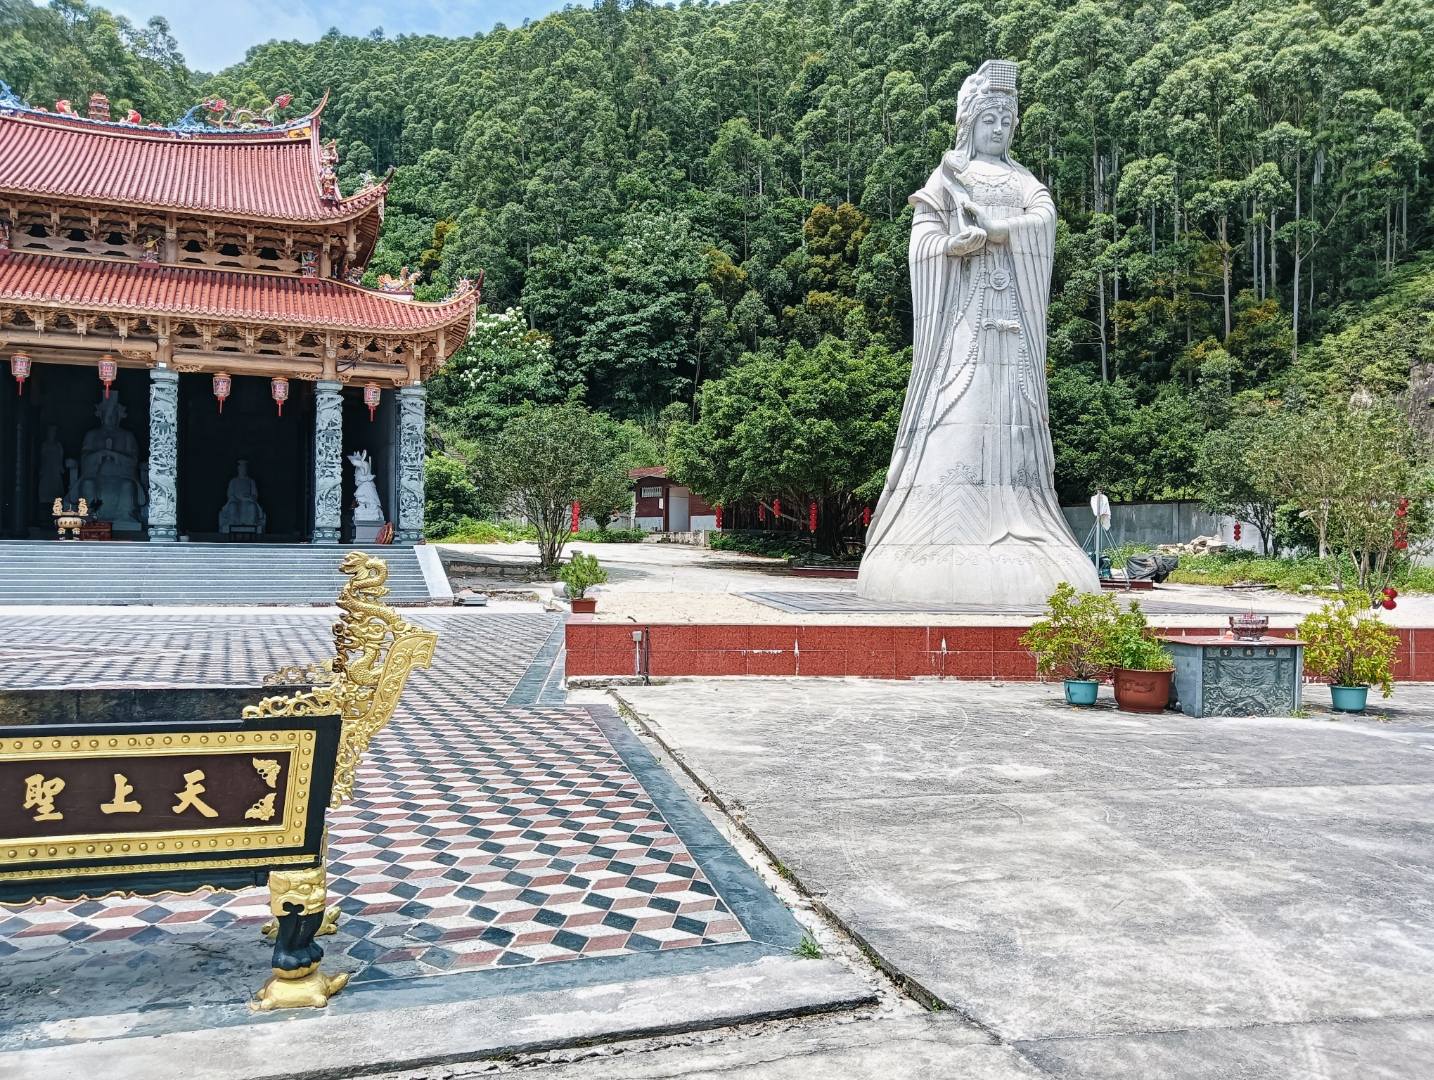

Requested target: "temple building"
[{"left": 0, "top": 86, "right": 477, "bottom": 545}]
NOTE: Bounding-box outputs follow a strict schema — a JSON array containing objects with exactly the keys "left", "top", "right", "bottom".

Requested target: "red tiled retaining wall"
[{"left": 565, "top": 622, "right": 1433, "bottom": 681}]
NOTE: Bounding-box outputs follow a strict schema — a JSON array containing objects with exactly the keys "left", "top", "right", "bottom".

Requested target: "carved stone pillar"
[
  {"left": 147, "top": 368, "right": 178, "bottom": 542},
  {"left": 396, "top": 385, "right": 426, "bottom": 545},
  {"left": 313, "top": 380, "right": 342, "bottom": 545}
]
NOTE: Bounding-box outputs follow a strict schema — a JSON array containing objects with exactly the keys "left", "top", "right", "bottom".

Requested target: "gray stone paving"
[{"left": 617, "top": 678, "right": 1434, "bottom": 1079}]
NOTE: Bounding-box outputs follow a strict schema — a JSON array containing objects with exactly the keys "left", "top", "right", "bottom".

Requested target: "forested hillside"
[{"left": 3, "top": 0, "right": 1432, "bottom": 504}]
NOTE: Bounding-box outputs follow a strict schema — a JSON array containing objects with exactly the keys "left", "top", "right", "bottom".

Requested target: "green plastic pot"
[
  {"left": 1063, "top": 679, "right": 1100, "bottom": 706},
  {"left": 1329, "top": 685, "right": 1369, "bottom": 713}
]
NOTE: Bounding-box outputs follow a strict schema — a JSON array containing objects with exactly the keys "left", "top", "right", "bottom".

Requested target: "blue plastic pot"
[
  {"left": 1064, "top": 679, "right": 1100, "bottom": 706},
  {"left": 1330, "top": 685, "right": 1369, "bottom": 713}
]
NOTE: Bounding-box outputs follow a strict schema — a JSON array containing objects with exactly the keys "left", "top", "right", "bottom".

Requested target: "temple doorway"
[
  {"left": 0, "top": 361, "right": 153, "bottom": 539},
  {"left": 177, "top": 373, "right": 311, "bottom": 541},
  {"left": 340, "top": 384, "right": 397, "bottom": 543}
]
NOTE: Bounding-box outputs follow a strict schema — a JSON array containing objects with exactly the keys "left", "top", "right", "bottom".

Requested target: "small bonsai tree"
[
  {"left": 558, "top": 552, "right": 608, "bottom": 599},
  {"left": 1021, "top": 583, "right": 1120, "bottom": 681},
  {"left": 1103, "top": 601, "right": 1173, "bottom": 671},
  {"left": 1297, "top": 595, "right": 1399, "bottom": 696}
]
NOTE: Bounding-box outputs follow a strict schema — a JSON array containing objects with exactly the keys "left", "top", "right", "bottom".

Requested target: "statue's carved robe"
[{"left": 858, "top": 152, "right": 1100, "bottom": 606}]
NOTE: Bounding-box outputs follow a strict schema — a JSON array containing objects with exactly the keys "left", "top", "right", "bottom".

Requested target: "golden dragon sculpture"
[{"left": 243, "top": 552, "right": 438, "bottom": 806}]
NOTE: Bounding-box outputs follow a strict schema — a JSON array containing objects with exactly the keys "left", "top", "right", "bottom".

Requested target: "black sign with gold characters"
[{"left": 0, "top": 713, "right": 340, "bottom": 904}]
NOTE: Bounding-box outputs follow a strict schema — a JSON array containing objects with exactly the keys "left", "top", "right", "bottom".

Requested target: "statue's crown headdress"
[
  {"left": 951, "top": 59, "right": 1020, "bottom": 169},
  {"left": 959, "top": 59, "right": 1019, "bottom": 116}
]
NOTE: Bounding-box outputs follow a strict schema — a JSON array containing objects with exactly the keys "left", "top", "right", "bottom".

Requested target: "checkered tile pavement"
[{"left": 0, "top": 611, "right": 747, "bottom": 980}]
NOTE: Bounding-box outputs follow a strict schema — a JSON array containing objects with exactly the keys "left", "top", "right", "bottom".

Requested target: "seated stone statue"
[
  {"left": 219, "top": 460, "right": 266, "bottom": 534},
  {"left": 68, "top": 392, "right": 146, "bottom": 531}
]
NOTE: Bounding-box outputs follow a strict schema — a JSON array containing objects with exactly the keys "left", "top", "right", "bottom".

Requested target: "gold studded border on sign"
[{"left": 1, "top": 728, "right": 314, "bottom": 875}]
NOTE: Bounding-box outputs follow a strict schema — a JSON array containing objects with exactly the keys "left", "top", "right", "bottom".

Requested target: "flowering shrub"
[{"left": 1297, "top": 596, "right": 1400, "bottom": 695}]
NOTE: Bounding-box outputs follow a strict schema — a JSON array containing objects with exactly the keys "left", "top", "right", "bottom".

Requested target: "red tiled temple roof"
[
  {"left": 629, "top": 466, "right": 668, "bottom": 479},
  {"left": 0, "top": 252, "right": 477, "bottom": 334},
  {"left": 0, "top": 109, "right": 384, "bottom": 223}
]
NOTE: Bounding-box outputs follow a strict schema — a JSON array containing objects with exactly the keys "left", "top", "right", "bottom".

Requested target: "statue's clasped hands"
[{"left": 946, "top": 193, "right": 1010, "bottom": 256}]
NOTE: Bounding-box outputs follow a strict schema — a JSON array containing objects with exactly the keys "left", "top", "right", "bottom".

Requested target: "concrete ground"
[
  {"left": 610, "top": 678, "right": 1434, "bottom": 1079},
  {"left": 436, "top": 541, "right": 1434, "bottom": 628}
]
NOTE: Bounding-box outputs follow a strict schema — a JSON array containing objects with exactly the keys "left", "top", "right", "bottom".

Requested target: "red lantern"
[
  {"left": 98, "top": 355, "right": 117, "bottom": 398},
  {"left": 271, "top": 377, "right": 289, "bottom": 416},
  {"left": 773, "top": 497, "right": 781, "bottom": 520},
  {"left": 1384, "top": 587, "right": 1399, "bottom": 599},
  {"left": 1233, "top": 522, "right": 1242, "bottom": 542},
  {"left": 1383, "top": 599, "right": 1397, "bottom": 610},
  {"left": 212, "top": 372, "right": 232, "bottom": 413},
  {"left": 714, "top": 506, "right": 723, "bottom": 530},
  {"left": 364, "top": 382, "right": 381, "bottom": 421},
  {"left": 862, "top": 506, "right": 871, "bottom": 527},
  {"left": 809, "top": 502, "right": 817, "bottom": 531},
  {"left": 758, "top": 503, "right": 765, "bottom": 522},
  {"left": 10, "top": 351, "right": 30, "bottom": 394},
  {"left": 571, "top": 501, "right": 580, "bottom": 534}
]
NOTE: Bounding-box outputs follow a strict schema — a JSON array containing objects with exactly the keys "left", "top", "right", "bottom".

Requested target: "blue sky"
[{"left": 108, "top": 0, "right": 571, "bottom": 73}]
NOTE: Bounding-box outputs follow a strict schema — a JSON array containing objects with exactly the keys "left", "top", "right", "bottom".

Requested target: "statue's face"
[{"left": 973, "top": 107, "right": 1015, "bottom": 157}]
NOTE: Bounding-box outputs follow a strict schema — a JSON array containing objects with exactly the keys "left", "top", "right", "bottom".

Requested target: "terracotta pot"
[
  {"left": 570, "top": 597, "right": 597, "bottom": 613},
  {"left": 1113, "top": 667, "right": 1173, "bottom": 713}
]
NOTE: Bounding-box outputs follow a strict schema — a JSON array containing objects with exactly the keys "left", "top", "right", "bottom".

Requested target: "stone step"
[{"left": 0, "top": 543, "right": 437, "bottom": 605}]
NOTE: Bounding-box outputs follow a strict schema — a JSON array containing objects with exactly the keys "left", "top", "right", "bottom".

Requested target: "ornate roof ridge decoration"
[
  {"left": 0, "top": 80, "right": 322, "bottom": 141},
  {"left": 0, "top": 250, "right": 480, "bottom": 334}
]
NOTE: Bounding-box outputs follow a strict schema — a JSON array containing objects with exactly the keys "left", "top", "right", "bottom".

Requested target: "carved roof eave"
[
  {"left": 0, "top": 182, "right": 387, "bottom": 232},
  {"left": 0, "top": 297, "right": 475, "bottom": 355},
  {"left": 0, "top": 259, "right": 478, "bottom": 375}
]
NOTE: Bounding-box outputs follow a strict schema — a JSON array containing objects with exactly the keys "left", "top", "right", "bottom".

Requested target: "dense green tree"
[
  {"left": 492, "top": 403, "right": 626, "bottom": 570},
  {"left": 0, "top": 0, "right": 196, "bottom": 120},
  {"left": 423, "top": 453, "right": 488, "bottom": 540},
  {"left": 668, "top": 337, "right": 909, "bottom": 552},
  {"left": 426, "top": 306, "right": 560, "bottom": 443},
  {"left": 8, "top": 0, "right": 1434, "bottom": 506},
  {"left": 1196, "top": 414, "right": 1283, "bottom": 555}
]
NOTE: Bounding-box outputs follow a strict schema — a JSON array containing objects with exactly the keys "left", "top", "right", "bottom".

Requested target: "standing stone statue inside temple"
[
  {"left": 219, "top": 459, "right": 266, "bottom": 534},
  {"left": 857, "top": 59, "right": 1100, "bottom": 608},
  {"left": 37, "top": 425, "right": 65, "bottom": 507}
]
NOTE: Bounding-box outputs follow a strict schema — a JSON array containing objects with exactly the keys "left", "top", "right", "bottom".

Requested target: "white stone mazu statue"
[{"left": 858, "top": 59, "right": 1100, "bottom": 608}]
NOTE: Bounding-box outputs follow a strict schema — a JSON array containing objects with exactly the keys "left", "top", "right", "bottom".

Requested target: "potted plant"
[
  {"left": 1020, "top": 583, "right": 1119, "bottom": 705},
  {"left": 1105, "top": 602, "right": 1175, "bottom": 713},
  {"left": 559, "top": 552, "right": 608, "bottom": 613},
  {"left": 1296, "top": 595, "right": 1399, "bottom": 713}
]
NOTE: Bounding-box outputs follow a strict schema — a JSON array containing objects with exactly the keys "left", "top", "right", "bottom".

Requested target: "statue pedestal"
[{"left": 353, "top": 519, "right": 384, "bottom": 543}]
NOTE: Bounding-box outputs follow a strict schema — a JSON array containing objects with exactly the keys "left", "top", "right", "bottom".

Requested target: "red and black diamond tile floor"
[{"left": 0, "top": 611, "right": 747, "bottom": 979}]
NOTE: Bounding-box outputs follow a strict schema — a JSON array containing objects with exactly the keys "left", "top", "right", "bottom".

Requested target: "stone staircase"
[{"left": 0, "top": 542, "right": 439, "bottom": 605}]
